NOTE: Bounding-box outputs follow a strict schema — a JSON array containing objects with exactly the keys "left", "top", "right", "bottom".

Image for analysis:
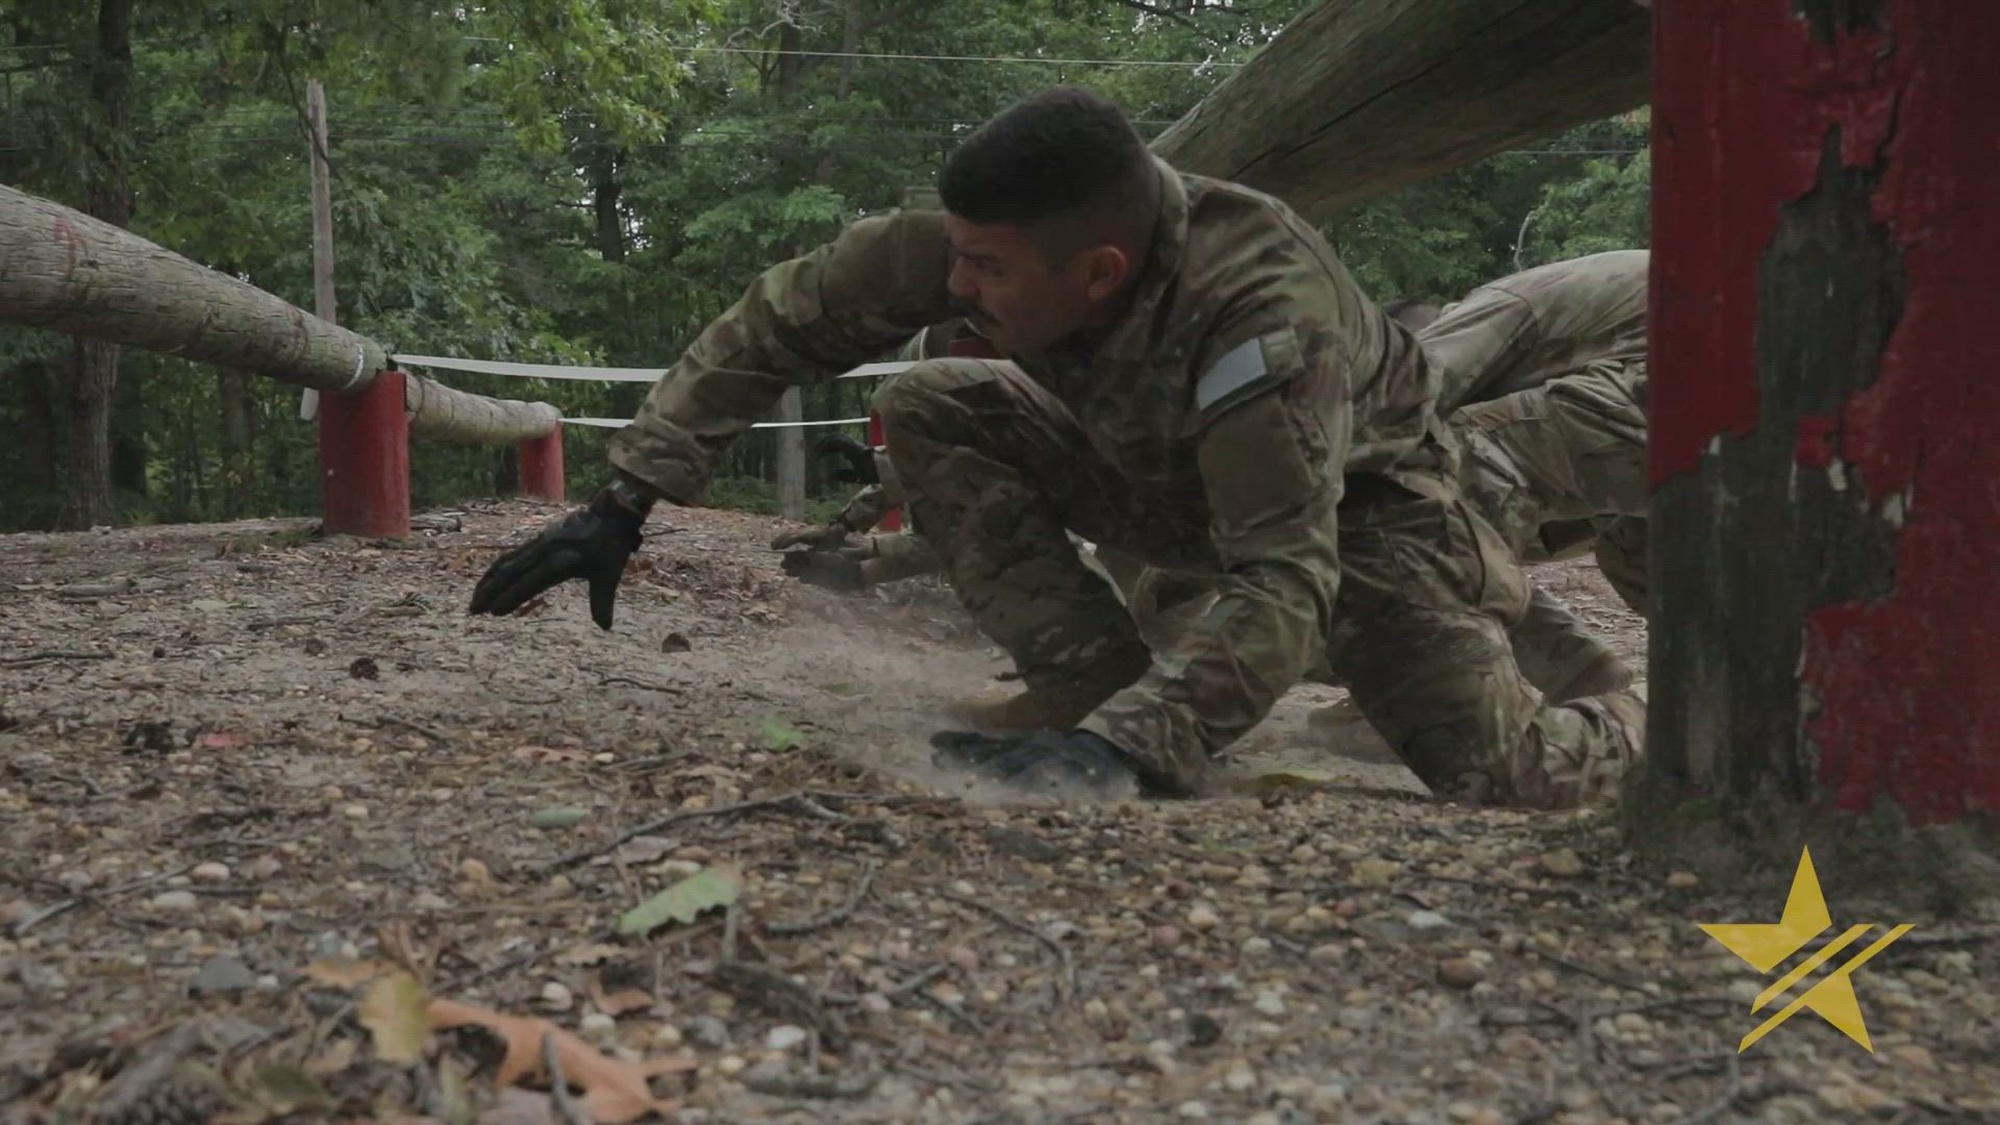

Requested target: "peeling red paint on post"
[
  {"left": 517, "top": 429, "right": 566, "bottom": 502},
  {"left": 1654, "top": 1, "right": 2000, "bottom": 824},
  {"left": 1796, "top": 1, "right": 2000, "bottom": 824},
  {"left": 318, "top": 368, "right": 410, "bottom": 539}
]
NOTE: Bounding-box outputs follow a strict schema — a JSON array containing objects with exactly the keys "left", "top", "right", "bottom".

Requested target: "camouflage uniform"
[{"left": 610, "top": 160, "right": 1643, "bottom": 808}]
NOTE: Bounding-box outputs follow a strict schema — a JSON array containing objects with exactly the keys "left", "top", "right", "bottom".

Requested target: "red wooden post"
[
  {"left": 1645, "top": 0, "right": 2000, "bottom": 828},
  {"left": 517, "top": 427, "right": 566, "bottom": 502},
  {"left": 317, "top": 368, "right": 409, "bottom": 539},
  {"left": 867, "top": 410, "right": 901, "bottom": 532}
]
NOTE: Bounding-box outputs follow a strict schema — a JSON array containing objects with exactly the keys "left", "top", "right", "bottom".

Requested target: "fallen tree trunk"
[
  {"left": 1151, "top": 0, "right": 1651, "bottom": 220},
  {"left": 405, "top": 374, "right": 560, "bottom": 444},
  {"left": 2, "top": 181, "right": 564, "bottom": 443},
  {"left": 0, "top": 182, "right": 387, "bottom": 393}
]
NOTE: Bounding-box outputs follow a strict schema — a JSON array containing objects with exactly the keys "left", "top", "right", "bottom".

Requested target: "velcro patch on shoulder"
[{"left": 1195, "top": 336, "right": 1278, "bottom": 421}]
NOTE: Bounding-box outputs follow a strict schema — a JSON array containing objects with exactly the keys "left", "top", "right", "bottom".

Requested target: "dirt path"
[{"left": 2, "top": 502, "right": 1992, "bottom": 1125}]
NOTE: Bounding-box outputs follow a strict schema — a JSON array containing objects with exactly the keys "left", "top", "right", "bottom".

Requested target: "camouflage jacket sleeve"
[
  {"left": 1082, "top": 300, "right": 1358, "bottom": 775},
  {"left": 609, "top": 207, "right": 957, "bottom": 504}
]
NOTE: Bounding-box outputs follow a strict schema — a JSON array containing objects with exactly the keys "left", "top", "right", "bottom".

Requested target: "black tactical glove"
[
  {"left": 469, "top": 487, "right": 645, "bottom": 630},
  {"left": 813, "top": 432, "right": 880, "bottom": 485},
  {"left": 779, "top": 547, "right": 868, "bottom": 592},
  {"left": 929, "top": 728, "right": 1144, "bottom": 798}
]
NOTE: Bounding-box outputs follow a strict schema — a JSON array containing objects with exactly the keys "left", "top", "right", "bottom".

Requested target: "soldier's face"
[{"left": 944, "top": 215, "right": 1104, "bottom": 354}]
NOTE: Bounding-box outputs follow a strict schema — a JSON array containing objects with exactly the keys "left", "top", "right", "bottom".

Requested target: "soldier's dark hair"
[{"left": 939, "top": 86, "right": 1160, "bottom": 262}]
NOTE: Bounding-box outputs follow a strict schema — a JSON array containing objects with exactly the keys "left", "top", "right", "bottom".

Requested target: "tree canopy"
[{"left": 0, "top": 0, "right": 1649, "bottom": 532}]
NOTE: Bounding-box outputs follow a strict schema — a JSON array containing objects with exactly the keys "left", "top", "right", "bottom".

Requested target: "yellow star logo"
[{"left": 1699, "top": 846, "right": 1913, "bottom": 1053}]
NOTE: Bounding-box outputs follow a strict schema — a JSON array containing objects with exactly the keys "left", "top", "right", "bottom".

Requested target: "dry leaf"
[
  {"left": 586, "top": 977, "right": 655, "bottom": 1018},
  {"left": 360, "top": 971, "right": 431, "bottom": 1062},
  {"left": 616, "top": 863, "right": 742, "bottom": 937},
  {"left": 427, "top": 998, "right": 695, "bottom": 1124},
  {"left": 554, "top": 943, "right": 625, "bottom": 967},
  {"left": 303, "top": 1037, "right": 357, "bottom": 1076},
  {"left": 303, "top": 956, "right": 390, "bottom": 987}
]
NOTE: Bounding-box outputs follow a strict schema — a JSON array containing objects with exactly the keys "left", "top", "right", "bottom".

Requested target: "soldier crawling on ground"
[
  {"left": 780, "top": 249, "right": 1656, "bottom": 722},
  {"left": 468, "top": 86, "right": 1645, "bottom": 809}
]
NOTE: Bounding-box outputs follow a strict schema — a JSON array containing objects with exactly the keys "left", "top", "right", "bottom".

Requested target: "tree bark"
[
  {"left": 593, "top": 148, "right": 626, "bottom": 263},
  {"left": 1631, "top": 0, "right": 2000, "bottom": 904},
  {"left": 1150, "top": 0, "right": 1650, "bottom": 220},
  {"left": 57, "top": 0, "right": 136, "bottom": 529},
  {"left": 402, "top": 374, "right": 561, "bottom": 445},
  {"left": 775, "top": 388, "right": 805, "bottom": 520}
]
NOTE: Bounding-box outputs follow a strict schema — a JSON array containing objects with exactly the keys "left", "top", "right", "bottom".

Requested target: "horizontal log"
[
  {"left": 405, "top": 373, "right": 561, "bottom": 444},
  {"left": 1152, "top": 0, "right": 1652, "bottom": 220},
  {"left": 0, "top": 182, "right": 387, "bottom": 393}
]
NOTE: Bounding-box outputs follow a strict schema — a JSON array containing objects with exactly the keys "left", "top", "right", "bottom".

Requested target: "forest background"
[{"left": 0, "top": 0, "right": 1649, "bottom": 533}]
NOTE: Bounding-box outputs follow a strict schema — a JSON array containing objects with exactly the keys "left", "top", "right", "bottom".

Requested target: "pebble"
[
  {"left": 190, "top": 862, "right": 230, "bottom": 884},
  {"left": 409, "top": 892, "right": 450, "bottom": 912},
  {"left": 684, "top": 1015, "right": 730, "bottom": 1050},
  {"left": 1152, "top": 925, "right": 1183, "bottom": 948},
  {"left": 579, "top": 1012, "right": 617, "bottom": 1040},
  {"left": 58, "top": 871, "right": 95, "bottom": 892},
  {"left": 341, "top": 804, "right": 369, "bottom": 820},
  {"left": 1540, "top": 849, "right": 1585, "bottom": 877},
  {"left": 151, "top": 890, "right": 198, "bottom": 912},
  {"left": 1240, "top": 936, "right": 1272, "bottom": 957},
  {"left": 1407, "top": 909, "right": 1450, "bottom": 931},
  {"left": 861, "top": 993, "right": 892, "bottom": 1015},
  {"left": 1176, "top": 1100, "right": 1209, "bottom": 1119},
  {"left": 1186, "top": 904, "right": 1220, "bottom": 931},
  {"left": 540, "top": 982, "right": 574, "bottom": 1011},
  {"left": 715, "top": 1055, "right": 747, "bottom": 1077},
  {"left": 244, "top": 856, "right": 283, "bottom": 881},
  {"left": 766, "top": 1025, "right": 808, "bottom": 1051},
  {"left": 947, "top": 945, "right": 980, "bottom": 972},
  {"left": 1252, "top": 992, "right": 1285, "bottom": 1017},
  {"left": 1308, "top": 942, "right": 1345, "bottom": 965},
  {"left": 189, "top": 953, "right": 255, "bottom": 995},
  {"left": 1437, "top": 957, "right": 1486, "bottom": 990},
  {"left": 1666, "top": 870, "right": 1699, "bottom": 888},
  {"left": 651, "top": 1024, "right": 684, "bottom": 1049},
  {"left": 1223, "top": 1063, "right": 1256, "bottom": 1092}
]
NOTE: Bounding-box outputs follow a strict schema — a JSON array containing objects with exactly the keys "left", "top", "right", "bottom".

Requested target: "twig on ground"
[
  {"left": 361, "top": 716, "right": 449, "bottom": 744},
  {"left": 599, "top": 675, "right": 685, "bottom": 695},
  {"left": 721, "top": 901, "right": 742, "bottom": 964},
  {"left": 711, "top": 961, "right": 849, "bottom": 1052},
  {"left": 933, "top": 889, "right": 1076, "bottom": 1008},
  {"left": 767, "top": 861, "right": 877, "bottom": 936},
  {"left": 90, "top": 1022, "right": 203, "bottom": 1123},
  {"left": 741, "top": 1068, "right": 879, "bottom": 1100},
  {"left": 1532, "top": 950, "right": 1652, "bottom": 994},
  {"left": 2, "top": 650, "right": 114, "bottom": 666},
  {"left": 538, "top": 794, "right": 804, "bottom": 874},
  {"left": 12, "top": 863, "right": 197, "bottom": 937},
  {"left": 542, "top": 1032, "right": 592, "bottom": 1125},
  {"left": 882, "top": 964, "right": 949, "bottom": 1000}
]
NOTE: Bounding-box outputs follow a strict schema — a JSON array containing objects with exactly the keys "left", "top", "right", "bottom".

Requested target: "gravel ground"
[{"left": 2, "top": 501, "right": 1993, "bottom": 1125}]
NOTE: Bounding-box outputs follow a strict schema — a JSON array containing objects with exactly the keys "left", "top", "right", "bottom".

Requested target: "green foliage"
[{"left": 0, "top": 0, "right": 1652, "bottom": 533}]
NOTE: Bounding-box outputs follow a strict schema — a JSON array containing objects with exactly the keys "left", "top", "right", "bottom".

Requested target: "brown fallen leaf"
[
  {"left": 427, "top": 998, "right": 695, "bottom": 1124},
  {"left": 361, "top": 971, "right": 431, "bottom": 1062},
  {"left": 586, "top": 976, "right": 656, "bottom": 1018}
]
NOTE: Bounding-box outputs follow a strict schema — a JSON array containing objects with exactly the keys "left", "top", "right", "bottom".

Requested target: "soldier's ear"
[{"left": 1077, "top": 244, "right": 1131, "bottom": 303}]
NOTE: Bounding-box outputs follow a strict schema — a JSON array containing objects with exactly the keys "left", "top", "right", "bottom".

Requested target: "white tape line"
[
  {"left": 395, "top": 354, "right": 669, "bottom": 383},
  {"left": 346, "top": 343, "right": 370, "bottom": 391},
  {"left": 394, "top": 354, "right": 916, "bottom": 384},
  {"left": 560, "top": 416, "right": 871, "bottom": 430}
]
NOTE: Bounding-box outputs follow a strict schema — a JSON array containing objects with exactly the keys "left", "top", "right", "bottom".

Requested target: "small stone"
[
  {"left": 1239, "top": 936, "right": 1272, "bottom": 958},
  {"left": 1308, "top": 942, "right": 1345, "bottom": 965},
  {"left": 1186, "top": 904, "right": 1220, "bottom": 931},
  {"left": 190, "top": 862, "right": 230, "bottom": 884},
  {"left": 947, "top": 945, "right": 980, "bottom": 972},
  {"left": 1252, "top": 992, "right": 1285, "bottom": 1017},
  {"left": 459, "top": 858, "right": 492, "bottom": 884},
  {"left": 1540, "top": 849, "right": 1585, "bottom": 877},
  {"left": 1084, "top": 998, "right": 1110, "bottom": 1020},
  {"left": 1438, "top": 957, "right": 1486, "bottom": 990},
  {"left": 1152, "top": 925, "right": 1183, "bottom": 948},
  {"left": 0, "top": 900, "right": 29, "bottom": 926},
  {"left": 950, "top": 880, "right": 976, "bottom": 896},
  {"left": 1184, "top": 1012, "right": 1224, "bottom": 1048},
  {"left": 540, "top": 982, "right": 574, "bottom": 1011},
  {"left": 341, "top": 804, "right": 369, "bottom": 820},
  {"left": 1223, "top": 1063, "right": 1256, "bottom": 1092},
  {"left": 1351, "top": 857, "right": 1401, "bottom": 885},
  {"left": 860, "top": 993, "right": 892, "bottom": 1014},
  {"left": 57, "top": 871, "right": 94, "bottom": 892},
  {"left": 579, "top": 1012, "right": 617, "bottom": 1040},
  {"left": 244, "top": 856, "right": 283, "bottom": 880},
  {"left": 1890, "top": 1044, "right": 1934, "bottom": 1072},
  {"left": 151, "top": 890, "right": 198, "bottom": 912},
  {"left": 716, "top": 1055, "right": 747, "bottom": 1077},
  {"left": 684, "top": 1015, "right": 730, "bottom": 1050},
  {"left": 1666, "top": 870, "right": 1699, "bottom": 888},
  {"left": 190, "top": 953, "right": 256, "bottom": 995},
  {"left": 1177, "top": 1100, "right": 1210, "bottom": 1119},
  {"left": 1248, "top": 1115, "right": 1282, "bottom": 1125},
  {"left": 409, "top": 891, "right": 450, "bottom": 912},
  {"left": 766, "top": 1025, "right": 809, "bottom": 1051},
  {"left": 1407, "top": 909, "right": 1450, "bottom": 931},
  {"left": 651, "top": 1024, "right": 684, "bottom": 1049}
]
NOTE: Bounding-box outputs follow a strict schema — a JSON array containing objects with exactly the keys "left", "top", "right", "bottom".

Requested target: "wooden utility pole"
[
  {"left": 775, "top": 389, "right": 806, "bottom": 521},
  {"left": 300, "top": 79, "right": 336, "bottom": 421}
]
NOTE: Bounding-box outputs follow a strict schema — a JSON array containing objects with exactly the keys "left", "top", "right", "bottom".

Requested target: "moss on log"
[{"left": 1152, "top": 0, "right": 1651, "bottom": 219}]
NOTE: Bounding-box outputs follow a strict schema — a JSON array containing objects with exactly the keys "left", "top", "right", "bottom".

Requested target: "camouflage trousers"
[
  {"left": 875, "top": 358, "right": 1645, "bottom": 810},
  {"left": 1452, "top": 358, "right": 1650, "bottom": 615}
]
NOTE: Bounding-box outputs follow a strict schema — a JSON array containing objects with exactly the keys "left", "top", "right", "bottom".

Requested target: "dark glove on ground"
[
  {"left": 780, "top": 548, "right": 867, "bottom": 592},
  {"left": 468, "top": 489, "right": 644, "bottom": 629},
  {"left": 812, "top": 432, "right": 879, "bottom": 485},
  {"left": 929, "top": 728, "right": 1144, "bottom": 798}
]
